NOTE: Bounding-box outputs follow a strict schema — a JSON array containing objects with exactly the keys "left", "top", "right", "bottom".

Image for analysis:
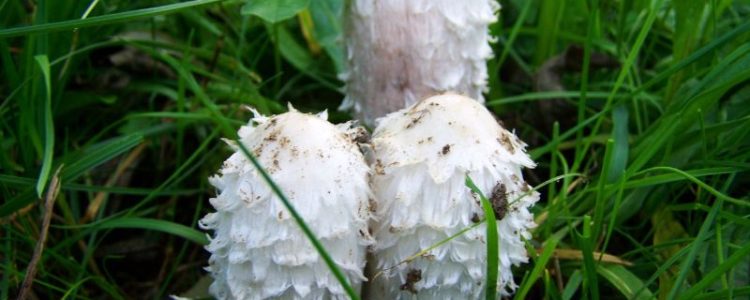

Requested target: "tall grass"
[{"left": 1, "top": 0, "right": 748, "bottom": 299}]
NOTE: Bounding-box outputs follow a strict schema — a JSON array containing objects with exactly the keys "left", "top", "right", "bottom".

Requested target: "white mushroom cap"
[
  {"left": 341, "top": 0, "right": 499, "bottom": 126},
  {"left": 368, "top": 94, "right": 538, "bottom": 298},
  {"left": 200, "top": 107, "right": 374, "bottom": 299}
]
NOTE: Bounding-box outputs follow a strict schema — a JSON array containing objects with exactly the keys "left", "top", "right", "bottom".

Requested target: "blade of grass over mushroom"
[
  {"left": 464, "top": 175, "right": 498, "bottom": 299},
  {"left": 372, "top": 223, "right": 484, "bottom": 281},
  {"left": 0, "top": 0, "right": 227, "bottom": 38},
  {"left": 33, "top": 55, "right": 54, "bottom": 198},
  {"left": 234, "top": 143, "right": 360, "bottom": 299}
]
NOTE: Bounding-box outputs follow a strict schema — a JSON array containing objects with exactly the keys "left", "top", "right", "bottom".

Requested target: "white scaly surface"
[
  {"left": 200, "top": 107, "right": 373, "bottom": 299},
  {"left": 368, "top": 94, "right": 538, "bottom": 299}
]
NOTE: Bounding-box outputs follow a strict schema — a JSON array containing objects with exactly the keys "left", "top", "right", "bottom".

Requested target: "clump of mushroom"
[
  {"left": 341, "top": 0, "right": 499, "bottom": 126},
  {"left": 199, "top": 107, "right": 374, "bottom": 299},
  {"left": 366, "top": 94, "right": 538, "bottom": 298}
]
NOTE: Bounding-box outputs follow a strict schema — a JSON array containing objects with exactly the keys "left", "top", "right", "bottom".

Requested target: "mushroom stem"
[{"left": 341, "top": 0, "right": 500, "bottom": 126}]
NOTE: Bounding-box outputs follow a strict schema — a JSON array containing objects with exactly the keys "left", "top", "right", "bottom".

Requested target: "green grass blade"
[
  {"left": 593, "top": 139, "right": 615, "bottom": 239},
  {"left": 597, "top": 264, "right": 655, "bottom": 300},
  {"left": 678, "top": 238, "right": 750, "bottom": 299},
  {"left": 0, "top": 0, "right": 225, "bottom": 38},
  {"left": 580, "top": 215, "right": 599, "bottom": 299},
  {"left": 692, "top": 286, "right": 750, "bottom": 300},
  {"left": 241, "top": 0, "right": 310, "bottom": 23},
  {"left": 60, "top": 134, "right": 144, "bottom": 181},
  {"left": 562, "top": 270, "right": 582, "bottom": 300},
  {"left": 95, "top": 217, "right": 208, "bottom": 245},
  {"left": 0, "top": 134, "right": 142, "bottom": 218},
  {"left": 576, "top": 0, "right": 666, "bottom": 171},
  {"left": 636, "top": 21, "right": 750, "bottom": 95},
  {"left": 666, "top": 199, "right": 723, "bottom": 300},
  {"left": 624, "top": 167, "right": 747, "bottom": 189},
  {"left": 637, "top": 167, "right": 748, "bottom": 207},
  {"left": 515, "top": 237, "right": 559, "bottom": 300},
  {"left": 33, "top": 55, "right": 54, "bottom": 198},
  {"left": 465, "top": 175, "right": 499, "bottom": 299}
]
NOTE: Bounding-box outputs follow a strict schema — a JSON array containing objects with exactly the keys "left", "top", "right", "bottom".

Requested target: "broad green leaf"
[
  {"left": 309, "top": 0, "right": 345, "bottom": 73},
  {"left": 241, "top": 0, "right": 310, "bottom": 23},
  {"left": 274, "top": 24, "right": 314, "bottom": 71}
]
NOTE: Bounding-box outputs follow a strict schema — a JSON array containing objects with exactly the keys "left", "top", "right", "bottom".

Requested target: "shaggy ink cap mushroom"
[
  {"left": 200, "top": 106, "right": 374, "bottom": 299},
  {"left": 341, "top": 0, "right": 500, "bottom": 126},
  {"left": 367, "top": 94, "right": 539, "bottom": 298}
]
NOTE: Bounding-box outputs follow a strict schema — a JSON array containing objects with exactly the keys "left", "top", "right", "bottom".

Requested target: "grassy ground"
[{"left": 1, "top": 0, "right": 749, "bottom": 299}]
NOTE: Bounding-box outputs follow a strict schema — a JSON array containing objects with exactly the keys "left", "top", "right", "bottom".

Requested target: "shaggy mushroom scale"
[
  {"left": 368, "top": 94, "right": 538, "bottom": 298},
  {"left": 200, "top": 108, "right": 373, "bottom": 300}
]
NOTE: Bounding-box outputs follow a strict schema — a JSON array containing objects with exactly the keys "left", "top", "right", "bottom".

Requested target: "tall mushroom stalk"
[
  {"left": 341, "top": 0, "right": 500, "bottom": 126},
  {"left": 200, "top": 107, "right": 374, "bottom": 299},
  {"left": 367, "top": 94, "right": 538, "bottom": 298}
]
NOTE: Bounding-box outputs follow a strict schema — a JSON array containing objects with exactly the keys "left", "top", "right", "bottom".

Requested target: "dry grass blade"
[
  {"left": 547, "top": 248, "right": 633, "bottom": 266},
  {"left": 81, "top": 143, "right": 146, "bottom": 223},
  {"left": 17, "top": 165, "right": 63, "bottom": 300}
]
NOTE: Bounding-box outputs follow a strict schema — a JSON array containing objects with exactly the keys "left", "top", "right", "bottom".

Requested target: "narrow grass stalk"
[{"left": 465, "top": 176, "right": 499, "bottom": 299}]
